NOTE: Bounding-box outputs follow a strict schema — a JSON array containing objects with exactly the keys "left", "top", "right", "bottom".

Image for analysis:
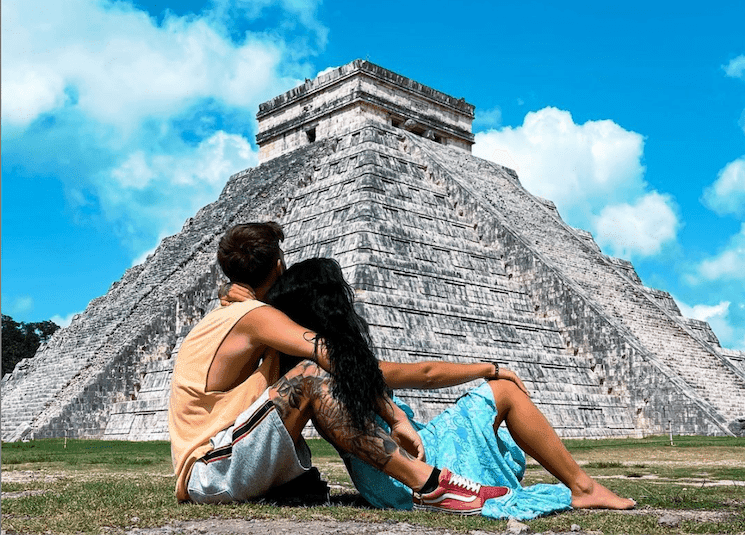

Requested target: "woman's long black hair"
[{"left": 265, "top": 258, "right": 388, "bottom": 432}]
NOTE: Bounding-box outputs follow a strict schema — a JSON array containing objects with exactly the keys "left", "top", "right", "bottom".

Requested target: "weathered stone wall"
[
  {"left": 256, "top": 125, "right": 636, "bottom": 437},
  {"left": 101, "top": 124, "right": 631, "bottom": 440},
  {"left": 1, "top": 141, "right": 338, "bottom": 442},
  {"left": 721, "top": 348, "right": 745, "bottom": 376},
  {"left": 103, "top": 340, "right": 184, "bottom": 441},
  {"left": 257, "top": 60, "right": 474, "bottom": 162},
  {"left": 414, "top": 134, "right": 745, "bottom": 435}
]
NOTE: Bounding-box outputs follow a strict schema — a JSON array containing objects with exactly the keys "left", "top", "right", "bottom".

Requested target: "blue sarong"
[{"left": 343, "top": 382, "right": 572, "bottom": 520}]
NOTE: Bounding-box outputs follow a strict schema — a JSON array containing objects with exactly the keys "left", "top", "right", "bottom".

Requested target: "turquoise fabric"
[{"left": 343, "top": 382, "right": 572, "bottom": 520}]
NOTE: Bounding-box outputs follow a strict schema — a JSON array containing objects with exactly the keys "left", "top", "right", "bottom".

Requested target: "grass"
[
  {"left": 2, "top": 436, "right": 744, "bottom": 534},
  {"left": 1, "top": 439, "right": 172, "bottom": 469}
]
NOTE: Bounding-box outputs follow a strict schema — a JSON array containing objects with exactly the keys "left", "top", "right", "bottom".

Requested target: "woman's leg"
[
  {"left": 490, "top": 380, "right": 635, "bottom": 509},
  {"left": 269, "top": 360, "right": 433, "bottom": 491}
]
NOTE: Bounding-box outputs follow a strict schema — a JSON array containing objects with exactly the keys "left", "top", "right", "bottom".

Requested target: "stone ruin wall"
[
  {"left": 410, "top": 134, "right": 741, "bottom": 436},
  {"left": 511, "top": 256, "right": 727, "bottom": 436},
  {"left": 482, "top": 221, "right": 728, "bottom": 436},
  {"left": 99, "top": 125, "right": 632, "bottom": 440},
  {"left": 721, "top": 348, "right": 745, "bottom": 375},
  {"left": 257, "top": 61, "right": 474, "bottom": 135},
  {"left": 271, "top": 123, "right": 743, "bottom": 436},
  {"left": 256, "top": 125, "right": 634, "bottom": 437},
  {"left": 33, "top": 272, "right": 220, "bottom": 440},
  {"left": 257, "top": 60, "right": 474, "bottom": 162},
  {"left": 1, "top": 248, "right": 221, "bottom": 441},
  {"left": 1, "top": 141, "right": 336, "bottom": 442},
  {"left": 4, "top": 121, "right": 744, "bottom": 442}
]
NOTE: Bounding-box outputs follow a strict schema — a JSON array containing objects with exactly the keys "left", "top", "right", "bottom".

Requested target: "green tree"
[{"left": 2, "top": 315, "right": 60, "bottom": 376}]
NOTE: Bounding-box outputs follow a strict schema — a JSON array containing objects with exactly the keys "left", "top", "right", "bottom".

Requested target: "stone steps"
[
  {"left": 277, "top": 130, "right": 636, "bottom": 433},
  {"left": 13, "top": 135, "right": 328, "bottom": 439},
  {"left": 473, "top": 173, "right": 745, "bottom": 422},
  {"left": 413, "top": 131, "right": 744, "bottom": 435}
]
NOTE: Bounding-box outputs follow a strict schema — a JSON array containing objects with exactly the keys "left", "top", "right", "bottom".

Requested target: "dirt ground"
[
  {"left": 112, "top": 518, "right": 522, "bottom": 535},
  {"left": 85, "top": 509, "right": 740, "bottom": 535}
]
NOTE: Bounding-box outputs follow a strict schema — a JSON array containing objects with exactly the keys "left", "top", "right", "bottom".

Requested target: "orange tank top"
[{"left": 168, "top": 299, "right": 280, "bottom": 501}]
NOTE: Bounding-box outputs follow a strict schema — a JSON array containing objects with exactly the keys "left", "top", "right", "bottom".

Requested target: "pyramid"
[{"left": 3, "top": 60, "right": 745, "bottom": 443}]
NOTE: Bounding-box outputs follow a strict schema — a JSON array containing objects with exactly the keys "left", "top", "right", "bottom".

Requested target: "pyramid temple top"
[{"left": 256, "top": 60, "right": 475, "bottom": 162}]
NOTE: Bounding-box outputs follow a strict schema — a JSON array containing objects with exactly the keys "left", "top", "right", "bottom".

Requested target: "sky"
[{"left": 2, "top": 0, "right": 744, "bottom": 350}]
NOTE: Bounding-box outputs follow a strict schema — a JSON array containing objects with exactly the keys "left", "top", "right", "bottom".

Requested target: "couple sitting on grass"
[{"left": 168, "top": 222, "right": 635, "bottom": 519}]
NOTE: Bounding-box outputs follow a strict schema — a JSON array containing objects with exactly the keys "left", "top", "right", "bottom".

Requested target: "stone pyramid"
[{"left": 3, "top": 60, "right": 745, "bottom": 443}]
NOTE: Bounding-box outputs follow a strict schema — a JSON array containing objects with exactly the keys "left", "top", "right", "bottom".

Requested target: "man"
[{"left": 168, "top": 222, "right": 509, "bottom": 513}]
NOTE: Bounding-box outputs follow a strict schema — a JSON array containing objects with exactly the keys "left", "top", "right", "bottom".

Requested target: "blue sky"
[{"left": 2, "top": 0, "right": 744, "bottom": 349}]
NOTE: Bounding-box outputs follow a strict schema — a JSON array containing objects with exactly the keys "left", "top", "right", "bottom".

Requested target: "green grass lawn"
[{"left": 2, "top": 436, "right": 744, "bottom": 534}]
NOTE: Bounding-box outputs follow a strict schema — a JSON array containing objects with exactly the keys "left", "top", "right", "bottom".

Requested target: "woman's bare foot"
[{"left": 571, "top": 477, "right": 636, "bottom": 510}]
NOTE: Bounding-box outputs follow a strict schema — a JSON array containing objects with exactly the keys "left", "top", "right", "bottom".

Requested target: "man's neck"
[
  {"left": 253, "top": 282, "right": 273, "bottom": 302},
  {"left": 253, "top": 264, "right": 282, "bottom": 301}
]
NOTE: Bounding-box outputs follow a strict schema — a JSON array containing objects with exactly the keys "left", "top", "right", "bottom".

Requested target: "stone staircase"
[
  {"left": 415, "top": 135, "right": 745, "bottom": 435},
  {"left": 1, "top": 140, "right": 338, "bottom": 442},
  {"left": 277, "top": 125, "right": 636, "bottom": 437},
  {"left": 103, "top": 337, "right": 186, "bottom": 441}
]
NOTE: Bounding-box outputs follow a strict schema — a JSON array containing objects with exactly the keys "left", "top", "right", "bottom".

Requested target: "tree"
[{"left": 2, "top": 315, "right": 60, "bottom": 376}]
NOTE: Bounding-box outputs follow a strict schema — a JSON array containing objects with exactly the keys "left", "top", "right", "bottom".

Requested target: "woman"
[
  {"left": 225, "top": 258, "right": 635, "bottom": 518},
  {"left": 264, "top": 256, "right": 389, "bottom": 434}
]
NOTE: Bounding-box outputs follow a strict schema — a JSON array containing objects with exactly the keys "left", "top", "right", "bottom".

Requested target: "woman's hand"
[
  {"left": 376, "top": 395, "right": 425, "bottom": 461},
  {"left": 497, "top": 367, "right": 530, "bottom": 397},
  {"left": 218, "top": 282, "right": 255, "bottom": 306},
  {"left": 390, "top": 419, "right": 426, "bottom": 461}
]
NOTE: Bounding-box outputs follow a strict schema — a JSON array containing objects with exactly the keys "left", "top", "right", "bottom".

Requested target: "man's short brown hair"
[{"left": 217, "top": 222, "right": 285, "bottom": 287}]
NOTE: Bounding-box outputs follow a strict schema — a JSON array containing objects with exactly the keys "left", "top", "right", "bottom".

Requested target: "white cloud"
[
  {"left": 112, "top": 152, "right": 157, "bottom": 190},
  {"left": 4, "top": 296, "right": 35, "bottom": 319},
  {"left": 676, "top": 299, "right": 737, "bottom": 348},
  {"left": 0, "top": 68, "right": 67, "bottom": 127},
  {"left": 2, "top": 0, "right": 323, "bottom": 261},
  {"left": 315, "top": 65, "right": 340, "bottom": 78},
  {"left": 473, "top": 107, "right": 647, "bottom": 228},
  {"left": 697, "top": 223, "right": 745, "bottom": 282},
  {"left": 1, "top": 0, "right": 321, "bottom": 130},
  {"left": 723, "top": 54, "right": 745, "bottom": 80},
  {"left": 99, "top": 131, "right": 258, "bottom": 252},
  {"left": 50, "top": 311, "right": 81, "bottom": 328},
  {"left": 473, "top": 106, "right": 502, "bottom": 130},
  {"left": 207, "top": 0, "right": 328, "bottom": 48},
  {"left": 702, "top": 157, "right": 745, "bottom": 216},
  {"left": 473, "top": 107, "right": 678, "bottom": 259},
  {"left": 593, "top": 192, "right": 679, "bottom": 259},
  {"left": 131, "top": 244, "right": 159, "bottom": 268},
  {"left": 677, "top": 299, "right": 730, "bottom": 323}
]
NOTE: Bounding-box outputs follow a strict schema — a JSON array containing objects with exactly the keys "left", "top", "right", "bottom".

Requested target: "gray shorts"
[{"left": 187, "top": 389, "right": 311, "bottom": 504}]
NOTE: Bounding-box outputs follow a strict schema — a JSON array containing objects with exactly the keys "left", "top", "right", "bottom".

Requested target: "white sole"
[{"left": 412, "top": 503, "right": 482, "bottom": 515}]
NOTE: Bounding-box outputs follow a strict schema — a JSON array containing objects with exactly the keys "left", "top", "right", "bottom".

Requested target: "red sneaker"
[{"left": 412, "top": 468, "right": 510, "bottom": 515}]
